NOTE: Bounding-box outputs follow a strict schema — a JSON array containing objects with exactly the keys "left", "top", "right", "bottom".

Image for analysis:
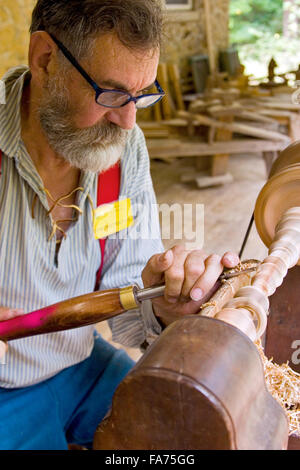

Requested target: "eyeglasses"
[{"left": 49, "top": 34, "right": 165, "bottom": 109}]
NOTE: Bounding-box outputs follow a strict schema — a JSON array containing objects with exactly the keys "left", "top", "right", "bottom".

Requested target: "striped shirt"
[{"left": 0, "top": 66, "right": 163, "bottom": 388}]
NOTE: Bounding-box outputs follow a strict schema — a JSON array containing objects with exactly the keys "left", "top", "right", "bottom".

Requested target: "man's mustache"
[{"left": 61, "top": 118, "right": 127, "bottom": 146}]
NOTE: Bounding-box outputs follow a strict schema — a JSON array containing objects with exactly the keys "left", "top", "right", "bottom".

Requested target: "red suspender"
[
  {"left": 0, "top": 150, "right": 121, "bottom": 288},
  {"left": 95, "top": 162, "right": 121, "bottom": 288}
]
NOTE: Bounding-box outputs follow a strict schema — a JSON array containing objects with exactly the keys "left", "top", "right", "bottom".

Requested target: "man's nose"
[{"left": 105, "top": 101, "right": 137, "bottom": 130}]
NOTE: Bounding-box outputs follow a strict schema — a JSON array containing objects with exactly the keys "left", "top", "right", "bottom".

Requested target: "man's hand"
[
  {"left": 0, "top": 307, "right": 24, "bottom": 360},
  {"left": 142, "top": 245, "right": 239, "bottom": 327}
]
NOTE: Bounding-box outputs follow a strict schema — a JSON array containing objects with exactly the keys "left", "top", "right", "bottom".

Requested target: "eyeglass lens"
[
  {"left": 96, "top": 91, "right": 162, "bottom": 109},
  {"left": 96, "top": 91, "right": 130, "bottom": 107},
  {"left": 135, "top": 95, "right": 162, "bottom": 109}
]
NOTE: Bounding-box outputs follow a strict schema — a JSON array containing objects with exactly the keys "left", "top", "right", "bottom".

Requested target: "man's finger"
[
  {"left": 221, "top": 251, "right": 239, "bottom": 268},
  {"left": 181, "top": 251, "right": 206, "bottom": 299},
  {"left": 142, "top": 250, "right": 173, "bottom": 287},
  {"left": 164, "top": 246, "right": 189, "bottom": 302},
  {"left": 190, "top": 254, "right": 223, "bottom": 301}
]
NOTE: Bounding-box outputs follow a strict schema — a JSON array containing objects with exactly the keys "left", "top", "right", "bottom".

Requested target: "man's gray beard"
[{"left": 38, "top": 77, "right": 129, "bottom": 173}]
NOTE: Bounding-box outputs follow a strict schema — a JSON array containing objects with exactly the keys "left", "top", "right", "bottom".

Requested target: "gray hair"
[{"left": 30, "top": 0, "right": 163, "bottom": 59}]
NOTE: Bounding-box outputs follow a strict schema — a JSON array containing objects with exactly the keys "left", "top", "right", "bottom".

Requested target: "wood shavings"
[
  {"left": 221, "top": 259, "right": 260, "bottom": 280},
  {"left": 236, "top": 261, "right": 243, "bottom": 272},
  {"left": 220, "top": 278, "right": 237, "bottom": 296},
  {"left": 199, "top": 301, "right": 217, "bottom": 309},
  {"left": 255, "top": 340, "right": 300, "bottom": 437}
]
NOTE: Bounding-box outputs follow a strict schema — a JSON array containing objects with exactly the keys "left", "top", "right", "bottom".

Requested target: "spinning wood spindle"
[
  {"left": 215, "top": 207, "right": 300, "bottom": 341},
  {"left": 213, "top": 148, "right": 300, "bottom": 343}
]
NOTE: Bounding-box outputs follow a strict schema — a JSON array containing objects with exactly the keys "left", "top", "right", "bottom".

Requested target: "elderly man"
[{"left": 0, "top": 0, "right": 238, "bottom": 449}]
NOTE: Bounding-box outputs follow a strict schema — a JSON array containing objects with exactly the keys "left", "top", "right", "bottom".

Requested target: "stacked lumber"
[
  {"left": 139, "top": 61, "right": 298, "bottom": 142},
  {"left": 138, "top": 61, "right": 298, "bottom": 186}
]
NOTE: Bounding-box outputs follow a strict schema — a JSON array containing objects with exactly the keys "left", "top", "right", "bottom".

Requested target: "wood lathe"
[{"left": 93, "top": 141, "right": 300, "bottom": 450}]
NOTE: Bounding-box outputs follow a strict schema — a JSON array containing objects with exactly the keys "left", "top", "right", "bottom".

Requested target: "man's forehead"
[
  {"left": 87, "top": 33, "right": 159, "bottom": 92},
  {"left": 88, "top": 32, "right": 159, "bottom": 63}
]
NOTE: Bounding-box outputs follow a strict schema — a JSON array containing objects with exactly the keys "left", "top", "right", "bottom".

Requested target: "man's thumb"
[{"left": 142, "top": 249, "right": 173, "bottom": 287}]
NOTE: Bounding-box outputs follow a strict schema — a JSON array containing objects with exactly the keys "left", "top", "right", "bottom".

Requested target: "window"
[{"left": 165, "top": 0, "right": 193, "bottom": 10}]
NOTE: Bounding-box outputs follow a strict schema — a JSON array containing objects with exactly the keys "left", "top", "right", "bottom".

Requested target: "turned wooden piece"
[
  {"left": 214, "top": 142, "right": 300, "bottom": 341},
  {"left": 200, "top": 270, "right": 256, "bottom": 318},
  {"left": 215, "top": 208, "right": 300, "bottom": 341},
  {"left": 201, "top": 271, "right": 259, "bottom": 340},
  {"left": 268, "top": 141, "right": 300, "bottom": 178}
]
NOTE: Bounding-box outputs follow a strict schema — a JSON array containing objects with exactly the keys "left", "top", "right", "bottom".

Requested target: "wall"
[
  {"left": 0, "top": 0, "right": 36, "bottom": 77},
  {"left": 162, "top": 0, "right": 231, "bottom": 83}
]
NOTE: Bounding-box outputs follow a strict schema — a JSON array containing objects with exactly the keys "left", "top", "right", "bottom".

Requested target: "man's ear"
[{"left": 28, "top": 31, "right": 58, "bottom": 85}]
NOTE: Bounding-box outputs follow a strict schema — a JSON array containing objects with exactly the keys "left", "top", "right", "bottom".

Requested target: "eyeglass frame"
[{"left": 49, "top": 33, "right": 165, "bottom": 109}]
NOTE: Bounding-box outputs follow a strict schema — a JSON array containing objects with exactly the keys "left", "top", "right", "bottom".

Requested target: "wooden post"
[
  {"left": 211, "top": 115, "right": 234, "bottom": 176},
  {"left": 157, "top": 63, "right": 173, "bottom": 120},
  {"left": 167, "top": 63, "right": 185, "bottom": 111}
]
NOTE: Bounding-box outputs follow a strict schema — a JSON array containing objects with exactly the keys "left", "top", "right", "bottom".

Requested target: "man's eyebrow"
[{"left": 97, "top": 79, "right": 156, "bottom": 93}]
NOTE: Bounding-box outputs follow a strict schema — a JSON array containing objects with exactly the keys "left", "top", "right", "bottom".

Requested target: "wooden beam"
[
  {"left": 146, "top": 138, "right": 288, "bottom": 159},
  {"left": 177, "top": 111, "right": 290, "bottom": 142},
  {"left": 207, "top": 105, "right": 279, "bottom": 124},
  {"left": 240, "top": 98, "right": 300, "bottom": 112}
]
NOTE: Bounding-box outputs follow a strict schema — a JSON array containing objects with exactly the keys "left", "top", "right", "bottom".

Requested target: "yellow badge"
[{"left": 93, "top": 198, "right": 134, "bottom": 239}]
